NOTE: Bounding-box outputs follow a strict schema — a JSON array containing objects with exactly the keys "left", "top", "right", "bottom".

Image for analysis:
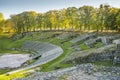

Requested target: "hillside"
[{"left": 0, "top": 31, "right": 120, "bottom": 80}]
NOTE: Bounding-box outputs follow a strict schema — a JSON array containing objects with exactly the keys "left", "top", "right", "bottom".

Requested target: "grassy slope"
[
  {"left": 0, "top": 35, "right": 33, "bottom": 52},
  {"left": 0, "top": 38, "right": 11, "bottom": 53},
  {"left": 0, "top": 33, "right": 74, "bottom": 79},
  {"left": 0, "top": 33, "right": 108, "bottom": 73},
  {"left": 79, "top": 43, "right": 89, "bottom": 50},
  {"left": 0, "top": 32, "right": 118, "bottom": 79}
]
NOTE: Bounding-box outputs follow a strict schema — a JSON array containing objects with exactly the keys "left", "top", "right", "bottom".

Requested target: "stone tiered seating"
[
  {"left": 57, "top": 32, "right": 75, "bottom": 40},
  {"left": 21, "top": 41, "right": 63, "bottom": 60},
  {"left": 98, "top": 36, "right": 112, "bottom": 45},
  {"left": 113, "top": 39, "right": 120, "bottom": 64},
  {"left": 84, "top": 39, "right": 97, "bottom": 48},
  {"left": 98, "top": 35, "right": 120, "bottom": 45},
  {"left": 70, "top": 33, "right": 96, "bottom": 43},
  {"left": 14, "top": 41, "right": 63, "bottom": 71},
  {"left": 64, "top": 44, "right": 115, "bottom": 63}
]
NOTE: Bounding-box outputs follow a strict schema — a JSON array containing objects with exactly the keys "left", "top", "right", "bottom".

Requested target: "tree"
[
  {"left": 116, "top": 9, "right": 120, "bottom": 32},
  {"left": 4, "top": 19, "right": 13, "bottom": 33},
  {"left": 78, "top": 6, "right": 94, "bottom": 30},
  {"left": 36, "top": 13, "right": 43, "bottom": 30},
  {"left": 66, "top": 7, "right": 78, "bottom": 30},
  {"left": 104, "top": 7, "right": 118, "bottom": 31},
  {"left": 0, "top": 13, "right": 4, "bottom": 33},
  {"left": 8, "top": 4, "right": 120, "bottom": 33}
]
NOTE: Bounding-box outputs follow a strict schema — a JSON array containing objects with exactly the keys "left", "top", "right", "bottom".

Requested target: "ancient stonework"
[{"left": 113, "top": 39, "right": 120, "bottom": 64}]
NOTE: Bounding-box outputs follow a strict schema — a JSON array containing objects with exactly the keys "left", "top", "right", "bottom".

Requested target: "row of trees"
[
  {"left": 1, "top": 4, "right": 120, "bottom": 34},
  {"left": 0, "top": 13, "right": 4, "bottom": 33}
]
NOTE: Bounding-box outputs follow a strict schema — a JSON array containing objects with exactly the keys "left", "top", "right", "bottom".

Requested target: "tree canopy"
[
  {"left": 1, "top": 4, "right": 120, "bottom": 34},
  {"left": 0, "top": 13, "right": 4, "bottom": 33}
]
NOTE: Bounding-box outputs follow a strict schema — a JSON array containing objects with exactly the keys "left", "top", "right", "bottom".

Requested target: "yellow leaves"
[
  {"left": 110, "top": 8, "right": 118, "bottom": 14},
  {"left": 0, "top": 13, "right": 4, "bottom": 21}
]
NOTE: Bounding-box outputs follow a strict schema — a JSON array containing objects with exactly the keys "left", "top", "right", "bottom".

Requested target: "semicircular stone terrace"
[
  {"left": 21, "top": 41, "right": 63, "bottom": 68},
  {"left": 8, "top": 41, "right": 63, "bottom": 74},
  {"left": 21, "top": 41, "right": 63, "bottom": 57}
]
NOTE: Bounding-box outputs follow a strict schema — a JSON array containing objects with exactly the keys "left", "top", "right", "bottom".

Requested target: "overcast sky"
[{"left": 0, "top": 0, "right": 120, "bottom": 19}]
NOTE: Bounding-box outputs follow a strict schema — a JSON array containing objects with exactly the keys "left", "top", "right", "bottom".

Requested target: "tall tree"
[
  {"left": 8, "top": 4, "right": 120, "bottom": 33},
  {"left": 116, "top": 9, "right": 120, "bottom": 32},
  {"left": 78, "top": 6, "right": 94, "bottom": 30},
  {"left": 0, "top": 13, "right": 4, "bottom": 33}
]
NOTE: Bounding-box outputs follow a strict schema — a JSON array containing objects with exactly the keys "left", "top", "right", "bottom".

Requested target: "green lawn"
[
  {"left": 0, "top": 38, "right": 11, "bottom": 53},
  {"left": 94, "top": 42, "right": 104, "bottom": 48},
  {"left": 79, "top": 43, "right": 89, "bottom": 50},
  {"left": 79, "top": 42, "right": 104, "bottom": 51},
  {"left": 0, "top": 36, "right": 32, "bottom": 53}
]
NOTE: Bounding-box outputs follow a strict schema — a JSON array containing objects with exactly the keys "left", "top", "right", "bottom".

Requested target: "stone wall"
[
  {"left": 16, "top": 63, "right": 120, "bottom": 80},
  {"left": 80, "top": 50, "right": 114, "bottom": 63},
  {"left": 72, "top": 49, "right": 120, "bottom": 64}
]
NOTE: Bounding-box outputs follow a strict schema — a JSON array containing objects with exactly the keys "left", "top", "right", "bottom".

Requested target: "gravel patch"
[{"left": 0, "top": 54, "right": 30, "bottom": 69}]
